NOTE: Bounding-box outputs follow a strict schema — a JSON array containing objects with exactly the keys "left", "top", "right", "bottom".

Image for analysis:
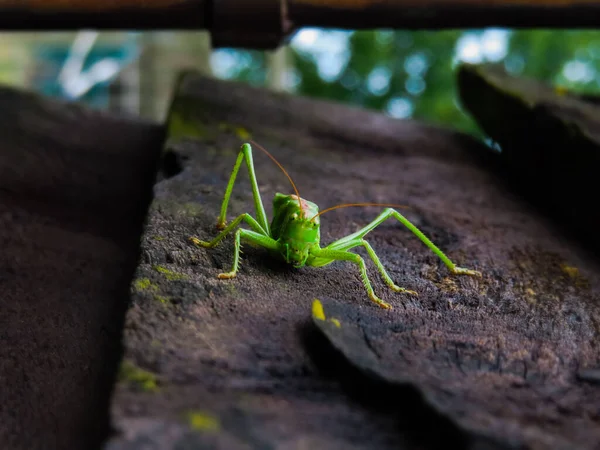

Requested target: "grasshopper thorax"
[{"left": 270, "top": 193, "right": 320, "bottom": 268}]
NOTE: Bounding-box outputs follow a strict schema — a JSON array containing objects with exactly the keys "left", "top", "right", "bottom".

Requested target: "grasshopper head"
[
  {"left": 282, "top": 215, "right": 320, "bottom": 268},
  {"left": 270, "top": 193, "right": 320, "bottom": 268}
]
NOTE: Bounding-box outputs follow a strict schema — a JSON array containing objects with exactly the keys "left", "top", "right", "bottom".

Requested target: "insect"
[{"left": 189, "top": 141, "right": 482, "bottom": 309}]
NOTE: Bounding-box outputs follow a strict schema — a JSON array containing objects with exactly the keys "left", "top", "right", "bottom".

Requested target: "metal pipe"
[
  {"left": 0, "top": 0, "right": 209, "bottom": 29},
  {"left": 2, "top": 0, "right": 600, "bottom": 49},
  {"left": 211, "top": 0, "right": 289, "bottom": 48},
  {"left": 288, "top": 0, "right": 600, "bottom": 29}
]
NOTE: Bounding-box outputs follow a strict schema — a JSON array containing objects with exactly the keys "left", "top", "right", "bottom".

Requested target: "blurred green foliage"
[
  {"left": 212, "top": 29, "right": 600, "bottom": 137},
  {"left": 293, "top": 30, "right": 466, "bottom": 129}
]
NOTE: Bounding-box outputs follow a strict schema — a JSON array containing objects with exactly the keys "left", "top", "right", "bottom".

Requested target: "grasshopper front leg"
[
  {"left": 214, "top": 229, "right": 279, "bottom": 279},
  {"left": 190, "top": 213, "right": 278, "bottom": 279},
  {"left": 190, "top": 213, "right": 265, "bottom": 248},
  {"left": 217, "top": 143, "right": 270, "bottom": 234}
]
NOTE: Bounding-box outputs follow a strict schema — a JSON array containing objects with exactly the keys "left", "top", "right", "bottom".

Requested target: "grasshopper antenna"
[
  {"left": 310, "top": 203, "right": 411, "bottom": 221},
  {"left": 249, "top": 139, "right": 305, "bottom": 218}
]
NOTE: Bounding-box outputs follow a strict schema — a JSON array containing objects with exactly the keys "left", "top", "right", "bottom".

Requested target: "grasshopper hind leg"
[
  {"left": 215, "top": 143, "right": 270, "bottom": 234},
  {"left": 327, "top": 208, "right": 482, "bottom": 279}
]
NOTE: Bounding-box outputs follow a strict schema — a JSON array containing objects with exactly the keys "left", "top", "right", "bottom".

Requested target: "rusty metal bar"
[
  {"left": 1, "top": 0, "right": 600, "bottom": 49},
  {"left": 288, "top": 0, "right": 600, "bottom": 29},
  {"left": 0, "top": 0, "right": 209, "bottom": 30},
  {"left": 212, "top": 0, "right": 289, "bottom": 48}
]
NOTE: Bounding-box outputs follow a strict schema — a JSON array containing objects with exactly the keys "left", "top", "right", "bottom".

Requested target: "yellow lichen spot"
[
  {"left": 312, "top": 298, "right": 326, "bottom": 321},
  {"left": 133, "top": 278, "right": 158, "bottom": 292},
  {"left": 153, "top": 265, "right": 187, "bottom": 281},
  {"left": 311, "top": 299, "right": 341, "bottom": 327},
  {"left": 437, "top": 277, "right": 459, "bottom": 294},
  {"left": 329, "top": 318, "right": 341, "bottom": 328},
  {"left": 560, "top": 263, "right": 589, "bottom": 289},
  {"left": 155, "top": 295, "right": 171, "bottom": 305},
  {"left": 187, "top": 411, "right": 220, "bottom": 432},
  {"left": 167, "top": 114, "right": 205, "bottom": 140},
  {"left": 561, "top": 264, "right": 580, "bottom": 279},
  {"left": 118, "top": 360, "right": 159, "bottom": 392},
  {"left": 153, "top": 235, "right": 165, "bottom": 241},
  {"left": 554, "top": 85, "right": 569, "bottom": 96},
  {"left": 234, "top": 126, "right": 251, "bottom": 140},
  {"left": 179, "top": 202, "right": 203, "bottom": 217},
  {"left": 524, "top": 287, "right": 537, "bottom": 304},
  {"left": 217, "top": 122, "right": 251, "bottom": 140}
]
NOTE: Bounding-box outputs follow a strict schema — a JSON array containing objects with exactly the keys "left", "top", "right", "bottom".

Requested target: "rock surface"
[
  {"left": 106, "top": 72, "right": 600, "bottom": 450},
  {"left": 458, "top": 63, "right": 600, "bottom": 254},
  {"left": 0, "top": 86, "right": 164, "bottom": 450}
]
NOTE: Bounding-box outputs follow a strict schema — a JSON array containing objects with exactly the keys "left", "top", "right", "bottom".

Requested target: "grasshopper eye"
[{"left": 291, "top": 213, "right": 298, "bottom": 221}]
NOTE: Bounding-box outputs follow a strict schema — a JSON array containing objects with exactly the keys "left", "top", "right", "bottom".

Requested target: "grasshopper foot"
[
  {"left": 217, "top": 271, "right": 237, "bottom": 279},
  {"left": 451, "top": 266, "right": 482, "bottom": 278},
  {"left": 216, "top": 220, "right": 226, "bottom": 230},
  {"left": 390, "top": 285, "right": 418, "bottom": 296},
  {"left": 369, "top": 294, "right": 392, "bottom": 310},
  {"left": 189, "top": 236, "right": 212, "bottom": 248}
]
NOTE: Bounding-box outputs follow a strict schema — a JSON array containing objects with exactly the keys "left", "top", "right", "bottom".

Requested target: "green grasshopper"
[{"left": 190, "top": 141, "right": 481, "bottom": 309}]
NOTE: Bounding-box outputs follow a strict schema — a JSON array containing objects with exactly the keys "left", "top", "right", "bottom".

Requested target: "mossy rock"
[{"left": 458, "top": 63, "right": 600, "bottom": 252}]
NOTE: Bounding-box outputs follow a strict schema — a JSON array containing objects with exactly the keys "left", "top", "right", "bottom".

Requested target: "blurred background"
[{"left": 1, "top": 29, "right": 598, "bottom": 136}]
